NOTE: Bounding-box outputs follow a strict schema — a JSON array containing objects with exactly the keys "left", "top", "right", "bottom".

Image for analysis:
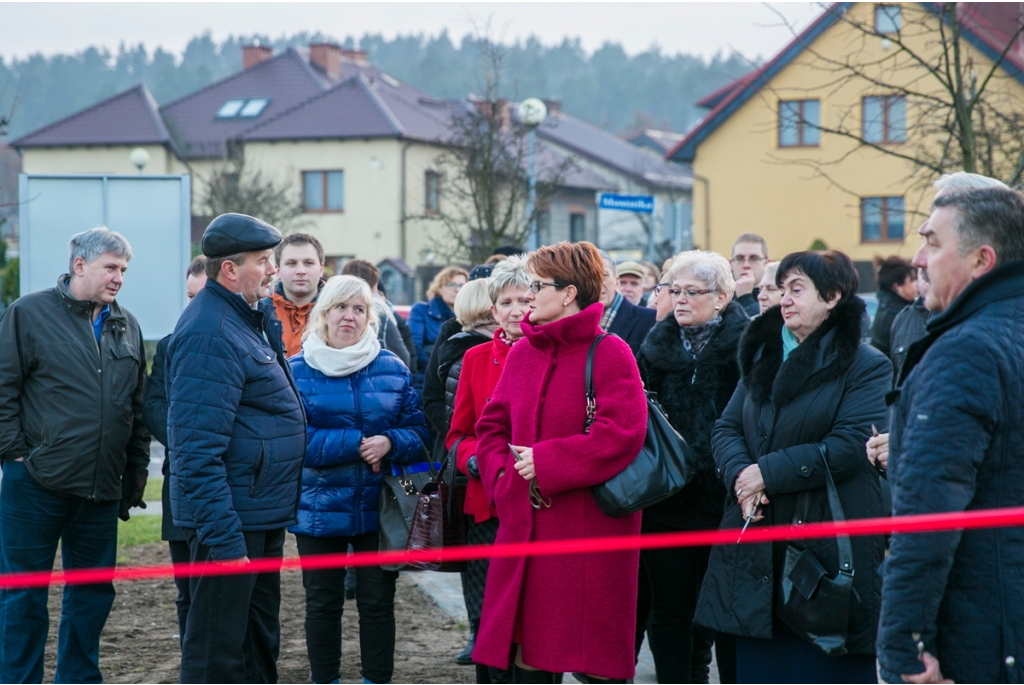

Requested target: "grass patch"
[
  {"left": 118, "top": 515, "right": 162, "bottom": 551},
  {"left": 144, "top": 476, "right": 163, "bottom": 504}
]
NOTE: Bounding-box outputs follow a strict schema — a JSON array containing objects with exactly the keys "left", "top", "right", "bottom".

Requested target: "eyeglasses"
[
  {"left": 445, "top": 282, "right": 464, "bottom": 291},
  {"left": 669, "top": 288, "right": 714, "bottom": 300},
  {"left": 529, "top": 281, "right": 564, "bottom": 293},
  {"left": 733, "top": 255, "right": 764, "bottom": 265},
  {"left": 653, "top": 283, "right": 672, "bottom": 296}
]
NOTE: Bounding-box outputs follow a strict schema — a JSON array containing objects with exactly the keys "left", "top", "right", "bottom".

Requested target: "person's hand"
[
  {"left": 734, "top": 464, "right": 765, "bottom": 501},
  {"left": 867, "top": 432, "right": 890, "bottom": 470},
  {"left": 359, "top": 436, "right": 392, "bottom": 473},
  {"left": 735, "top": 271, "right": 756, "bottom": 298},
  {"left": 740, "top": 493, "right": 770, "bottom": 522},
  {"left": 511, "top": 445, "right": 535, "bottom": 481},
  {"left": 902, "top": 651, "right": 952, "bottom": 683},
  {"left": 218, "top": 556, "right": 251, "bottom": 567}
]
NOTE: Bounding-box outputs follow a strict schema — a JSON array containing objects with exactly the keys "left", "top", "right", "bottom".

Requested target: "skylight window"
[
  {"left": 215, "top": 98, "right": 271, "bottom": 120},
  {"left": 216, "top": 99, "right": 245, "bottom": 118},
  {"left": 239, "top": 98, "right": 269, "bottom": 117}
]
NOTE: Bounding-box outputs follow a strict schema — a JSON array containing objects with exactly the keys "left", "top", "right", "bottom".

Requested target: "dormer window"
[{"left": 216, "top": 98, "right": 271, "bottom": 119}]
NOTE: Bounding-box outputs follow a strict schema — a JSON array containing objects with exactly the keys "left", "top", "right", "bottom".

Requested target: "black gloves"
[
  {"left": 118, "top": 463, "right": 149, "bottom": 522},
  {"left": 467, "top": 455, "right": 480, "bottom": 480}
]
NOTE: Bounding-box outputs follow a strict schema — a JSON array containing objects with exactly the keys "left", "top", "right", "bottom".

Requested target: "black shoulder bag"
[
  {"left": 586, "top": 334, "right": 695, "bottom": 517},
  {"left": 777, "top": 443, "right": 854, "bottom": 657}
]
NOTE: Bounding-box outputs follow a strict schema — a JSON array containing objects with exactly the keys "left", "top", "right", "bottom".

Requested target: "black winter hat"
[{"left": 201, "top": 213, "right": 282, "bottom": 258}]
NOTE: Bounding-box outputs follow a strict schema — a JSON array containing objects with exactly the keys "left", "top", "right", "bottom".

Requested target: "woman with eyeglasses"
[
  {"left": 634, "top": 251, "right": 746, "bottom": 683},
  {"left": 472, "top": 242, "right": 648, "bottom": 684},
  {"left": 757, "top": 262, "right": 782, "bottom": 314},
  {"left": 408, "top": 266, "right": 469, "bottom": 393}
]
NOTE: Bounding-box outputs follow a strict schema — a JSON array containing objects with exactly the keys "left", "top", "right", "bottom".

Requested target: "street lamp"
[
  {"left": 129, "top": 147, "right": 150, "bottom": 174},
  {"left": 519, "top": 98, "right": 548, "bottom": 251}
]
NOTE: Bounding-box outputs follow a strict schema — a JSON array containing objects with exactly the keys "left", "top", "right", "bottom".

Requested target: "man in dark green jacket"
[{"left": 0, "top": 227, "right": 150, "bottom": 683}]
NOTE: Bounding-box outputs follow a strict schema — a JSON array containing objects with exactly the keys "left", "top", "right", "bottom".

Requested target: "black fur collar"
[
  {"left": 739, "top": 296, "right": 866, "bottom": 408},
  {"left": 640, "top": 299, "right": 749, "bottom": 371}
]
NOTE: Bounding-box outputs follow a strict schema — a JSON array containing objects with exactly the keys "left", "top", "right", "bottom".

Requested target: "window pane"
[
  {"left": 537, "top": 210, "right": 551, "bottom": 246},
  {"left": 885, "top": 197, "right": 905, "bottom": 239},
  {"left": 239, "top": 98, "right": 269, "bottom": 118},
  {"left": 426, "top": 173, "right": 439, "bottom": 211},
  {"left": 875, "top": 5, "right": 902, "bottom": 33},
  {"left": 863, "top": 97, "right": 884, "bottom": 143},
  {"left": 887, "top": 96, "right": 907, "bottom": 142},
  {"left": 779, "top": 101, "right": 799, "bottom": 146},
  {"left": 326, "top": 171, "right": 345, "bottom": 210},
  {"left": 802, "top": 100, "right": 820, "bottom": 145},
  {"left": 862, "top": 198, "right": 882, "bottom": 241},
  {"left": 570, "top": 214, "right": 585, "bottom": 242},
  {"left": 216, "top": 99, "right": 245, "bottom": 118},
  {"left": 303, "top": 172, "right": 324, "bottom": 211}
]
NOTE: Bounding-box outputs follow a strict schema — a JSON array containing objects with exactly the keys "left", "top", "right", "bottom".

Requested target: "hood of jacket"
[
  {"left": 521, "top": 302, "right": 604, "bottom": 352},
  {"left": 740, "top": 295, "right": 866, "bottom": 409}
]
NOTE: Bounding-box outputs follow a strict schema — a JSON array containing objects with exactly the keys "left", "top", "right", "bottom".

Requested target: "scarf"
[
  {"left": 302, "top": 326, "right": 381, "bottom": 378},
  {"left": 600, "top": 292, "right": 624, "bottom": 331},
  {"left": 782, "top": 325, "right": 800, "bottom": 362},
  {"left": 680, "top": 316, "right": 721, "bottom": 359}
]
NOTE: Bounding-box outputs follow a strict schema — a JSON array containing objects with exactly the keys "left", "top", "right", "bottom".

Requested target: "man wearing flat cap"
[{"left": 167, "top": 213, "right": 305, "bottom": 683}]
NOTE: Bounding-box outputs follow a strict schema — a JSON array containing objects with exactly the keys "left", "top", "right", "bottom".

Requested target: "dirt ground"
[{"left": 43, "top": 536, "right": 477, "bottom": 684}]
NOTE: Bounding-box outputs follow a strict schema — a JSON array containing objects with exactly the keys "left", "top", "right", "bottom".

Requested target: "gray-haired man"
[{"left": 0, "top": 227, "right": 150, "bottom": 683}]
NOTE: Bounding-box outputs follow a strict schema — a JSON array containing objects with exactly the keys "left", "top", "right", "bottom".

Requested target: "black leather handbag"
[
  {"left": 378, "top": 456, "right": 437, "bottom": 572},
  {"left": 777, "top": 444, "right": 854, "bottom": 657},
  {"left": 586, "top": 334, "right": 695, "bottom": 517}
]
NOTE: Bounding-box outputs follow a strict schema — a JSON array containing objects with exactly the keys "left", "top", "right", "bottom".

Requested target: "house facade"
[{"left": 668, "top": 2, "right": 1024, "bottom": 286}]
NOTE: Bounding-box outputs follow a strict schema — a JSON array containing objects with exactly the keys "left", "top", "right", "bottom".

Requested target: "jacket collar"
[
  {"left": 272, "top": 279, "right": 324, "bottom": 310},
  {"left": 206, "top": 278, "right": 266, "bottom": 330},
  {"left": 57, "top": 275, "right": 125, "bottom": 321},
  {"left": 899, "top": 259, "right": 1024, "bottom": 385},
  {"left": 877, "top": 287, "right": 911, "bottom": 309},
  {"left": 640, "top": 299, "right": 747, "bottom": 371},
  {"left": 740, "top": 296, "right": 866, "bottom": 408},
  {"left": 428, "top": 295, "right": 454, "bottom": 321},
  {"left": 521, "top": 302, "right": 604, "bottom": 351}
]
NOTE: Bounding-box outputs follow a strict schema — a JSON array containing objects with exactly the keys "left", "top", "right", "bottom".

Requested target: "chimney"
[
  {"left": 473, "top": 98, "right": 511, "bottom": 130},
  {"left": 242, "top": 44, "right": 272, "bottom": 70},
  {"left": 310, "top": 42, "right": 343, "bottom": 80},
  {"left": 543, "top": 98, "right": 562, "bottom": 115},
  {"left": 341, "top": 49, "right": 369, "bottom": 66}
]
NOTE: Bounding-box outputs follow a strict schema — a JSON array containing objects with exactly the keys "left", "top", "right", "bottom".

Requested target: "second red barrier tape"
[{"left": 4, "top": 505, "right": 1024, "bottom": 591}]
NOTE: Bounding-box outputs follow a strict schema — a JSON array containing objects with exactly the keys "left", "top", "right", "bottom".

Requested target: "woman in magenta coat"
[{"left": 474, "top": 241, "right": 648, "bottom": 683}]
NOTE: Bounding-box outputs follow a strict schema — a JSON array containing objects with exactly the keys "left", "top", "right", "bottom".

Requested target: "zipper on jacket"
[
  {"left": 90, "top": 309, "right": 106, "bottom": 502},
  {"left": 353, "top": 371, "right": 364, "bottom": 535}
]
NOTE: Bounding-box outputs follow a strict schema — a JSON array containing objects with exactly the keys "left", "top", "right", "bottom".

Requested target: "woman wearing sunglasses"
[{"left": 473, "top": 241, "right": 648, "bottom": 684}]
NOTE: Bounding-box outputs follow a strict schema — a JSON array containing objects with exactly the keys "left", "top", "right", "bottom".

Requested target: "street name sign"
[{"left": 599, "top": 193, "right": 655, "bottom": 213}]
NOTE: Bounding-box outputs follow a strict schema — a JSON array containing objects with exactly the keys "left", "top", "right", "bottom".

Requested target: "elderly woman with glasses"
[
  {"left": 634, "top": 251, "right": 747, "bottom": 683},
  {"left": 473, "top": 242, "right": 648, "bottom": 684},
  {"left": 695, "top": 250, "right": 890, "bottom": 683}
]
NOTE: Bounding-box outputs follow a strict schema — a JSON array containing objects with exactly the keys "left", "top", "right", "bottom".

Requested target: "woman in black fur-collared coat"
[
  {"left": 694, "top": 251, "right": 891, "bottom": 684},
  {"left": 636, "top": 251, "right": 748, "bottom": 684}
]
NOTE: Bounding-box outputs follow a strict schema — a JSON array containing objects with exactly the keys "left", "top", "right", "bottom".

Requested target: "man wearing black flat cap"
[{"left": 167, "top": 213, "right": 306, "bottom": 683}]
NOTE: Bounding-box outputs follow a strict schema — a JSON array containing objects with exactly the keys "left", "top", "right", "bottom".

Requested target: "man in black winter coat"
[
  {"left": 596, "top": 251, "right": 656, "bottom": 355},
  {"left": 869, "top": 255, "right": 917, "bottom": 358},
  {"left": 878, "top": 187, "right": 1024, "bottom": 684},
  {"left": 888, "top": 269, "right": 930, "bottom": 385}
]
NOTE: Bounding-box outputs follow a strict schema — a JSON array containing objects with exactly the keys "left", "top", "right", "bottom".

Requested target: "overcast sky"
[{"left": 2, "top": 2, "right": 823, "bottom": 62}]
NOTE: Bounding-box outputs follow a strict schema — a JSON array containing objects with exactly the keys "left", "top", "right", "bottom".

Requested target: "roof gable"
[{"left": 12, "top": 84, "right": 169, "bottom": 148}]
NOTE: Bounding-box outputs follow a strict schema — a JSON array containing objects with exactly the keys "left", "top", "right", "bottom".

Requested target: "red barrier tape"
[{"left": 4, "top": 506, "right": 1024, "bottom": 591}]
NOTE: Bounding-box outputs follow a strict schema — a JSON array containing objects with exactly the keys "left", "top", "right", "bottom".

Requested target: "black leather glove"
[
  {"left": 467, "top": 455, "right": 480, "bottom": 480},
  {"left": 118, "top": 463, "right": 149, "bottom": 522}
]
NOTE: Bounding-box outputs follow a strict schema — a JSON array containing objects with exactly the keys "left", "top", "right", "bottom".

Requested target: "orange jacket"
[{"left": 269, "top": 283, "right": 319, "bottom": 358}]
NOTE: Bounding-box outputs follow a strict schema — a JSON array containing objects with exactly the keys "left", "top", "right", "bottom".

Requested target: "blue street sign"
[{"left": 599, "top": 193, "right": 655, "bottom": 214}]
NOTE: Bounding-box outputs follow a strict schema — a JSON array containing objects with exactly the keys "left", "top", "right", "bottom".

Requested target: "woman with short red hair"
[{"left": 473, "top": 241, "right": 648, "bottom": 683}]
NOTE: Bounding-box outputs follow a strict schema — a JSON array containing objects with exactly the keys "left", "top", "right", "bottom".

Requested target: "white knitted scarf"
[{"left": 302, "top": 327, "right": 381, "bottom": 378}]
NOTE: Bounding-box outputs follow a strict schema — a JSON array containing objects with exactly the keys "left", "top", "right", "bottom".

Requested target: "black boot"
[
  {"left": 512, "top": 665, "right": 559, "bottom": 684},
  {"left": 456, "top": 629, "right": 476, "bottom": 665}
]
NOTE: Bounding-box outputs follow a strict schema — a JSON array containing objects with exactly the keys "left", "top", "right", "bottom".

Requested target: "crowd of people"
[{"left": 1, "top": 170, "right": 1023, "bottom": 684}]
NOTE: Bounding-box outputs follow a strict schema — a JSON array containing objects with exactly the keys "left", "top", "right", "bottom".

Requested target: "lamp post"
[
  {"left": 129, "top": 147, "right": 150, "bottom": 174},
  {"left": 518, "top": 98, "right": 548, "bottom": 251}
]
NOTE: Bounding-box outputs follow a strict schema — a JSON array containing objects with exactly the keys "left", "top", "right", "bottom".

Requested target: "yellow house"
[{"left": 668, "top": 1, "right": 1024, "bottom": 284}]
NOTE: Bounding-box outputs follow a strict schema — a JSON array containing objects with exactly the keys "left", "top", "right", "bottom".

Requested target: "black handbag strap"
[
  {"left": 584, "top": 334, "right": 610, "bottom": 433},
  {"left": 816, "top": 443, "right": 854, "bottom": 576}
]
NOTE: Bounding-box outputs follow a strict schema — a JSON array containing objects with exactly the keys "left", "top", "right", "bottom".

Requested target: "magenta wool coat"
[{"left": 473, "top": 303, "right": 648, "bottom": 680}]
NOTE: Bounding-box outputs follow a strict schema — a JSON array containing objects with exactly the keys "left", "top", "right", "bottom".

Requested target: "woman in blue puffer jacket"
[{"left": 289, "top": 275, "right": 430, "bottom": 685}]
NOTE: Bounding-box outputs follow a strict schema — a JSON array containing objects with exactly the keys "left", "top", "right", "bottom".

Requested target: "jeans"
[
  {"left": 640, "top": 518, "right": 736, "bottom": 684},
  {"left": 179, "top": 528, "right": 284, "bottom": 684},
  {"left": 168, "top": 539, "right": 191, "bottom": 649},
  {"left": 295, "top": 532, "right": 398, "bottom": 685},
  {"left": 0, "top": 459, "right": 118, "bottom": 684}
]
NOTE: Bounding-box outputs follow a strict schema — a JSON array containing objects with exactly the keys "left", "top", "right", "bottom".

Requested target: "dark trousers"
[
  {"left": 462, "top": 516, "right": 512, "bottom": 683},
  {"left": 640, "top": 519, "right": 736, "bottom": 684},
  {"left": 168, "top": 539, "right": 192, "bottom": 648},
  {"left": 295, "top": 531, "right": 398, "bottom": 685},
  {"left": 179, "top": 528, "right": 284, "bottom": 684},
  {"left": 736, "top": 621, "right": 876, "bottom": 684},
  {"left": 0, "top": 459, "right": 118, "bottom": 684}
]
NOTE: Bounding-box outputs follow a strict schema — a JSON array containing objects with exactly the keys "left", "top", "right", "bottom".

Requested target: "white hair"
[
  {"left": 68, "top": 226, "right": 132, "bottom": 273},
  {"left": 934, "top": 172, "right": 1008, "bottom": 192},
  {"left": 668, "top": 250, "right": 736, "bottom": 299},
  {"left": 487, "top": 254, "right": 530, "bottom": 303}
]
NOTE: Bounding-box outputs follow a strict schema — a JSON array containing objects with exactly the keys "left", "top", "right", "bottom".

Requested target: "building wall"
[
  {"left": 689, "top": 2, "right": 1024, "bottom": 263},
  {"left": 21, "top": 145, "right": 175, "bottom": 176}
]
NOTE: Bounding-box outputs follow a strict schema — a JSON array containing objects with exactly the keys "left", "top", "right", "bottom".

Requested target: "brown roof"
[{"left": 12, "top": 84, "right": 169, "bottom": 148}]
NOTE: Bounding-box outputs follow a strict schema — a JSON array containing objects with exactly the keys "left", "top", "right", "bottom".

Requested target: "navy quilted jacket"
[
  {"left": 167, "top": 280, "right": 306, "bottom": 561},
  {"left": 408, "top": 296, "right": 454, "bottom": 389},
  {"left": 288, "top": 348, "right": 430, "bottom": 538},
  {"left": 878, "top": 261, "right": 1024, "bottom": 684}
]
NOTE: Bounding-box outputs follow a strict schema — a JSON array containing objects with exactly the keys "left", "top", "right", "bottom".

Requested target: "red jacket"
[
  {"left": 473, "top": 303, "right": 648, "bottom": 680},
  {"left": 446, "top": 331, "right": 515, "bottom": 522}
]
